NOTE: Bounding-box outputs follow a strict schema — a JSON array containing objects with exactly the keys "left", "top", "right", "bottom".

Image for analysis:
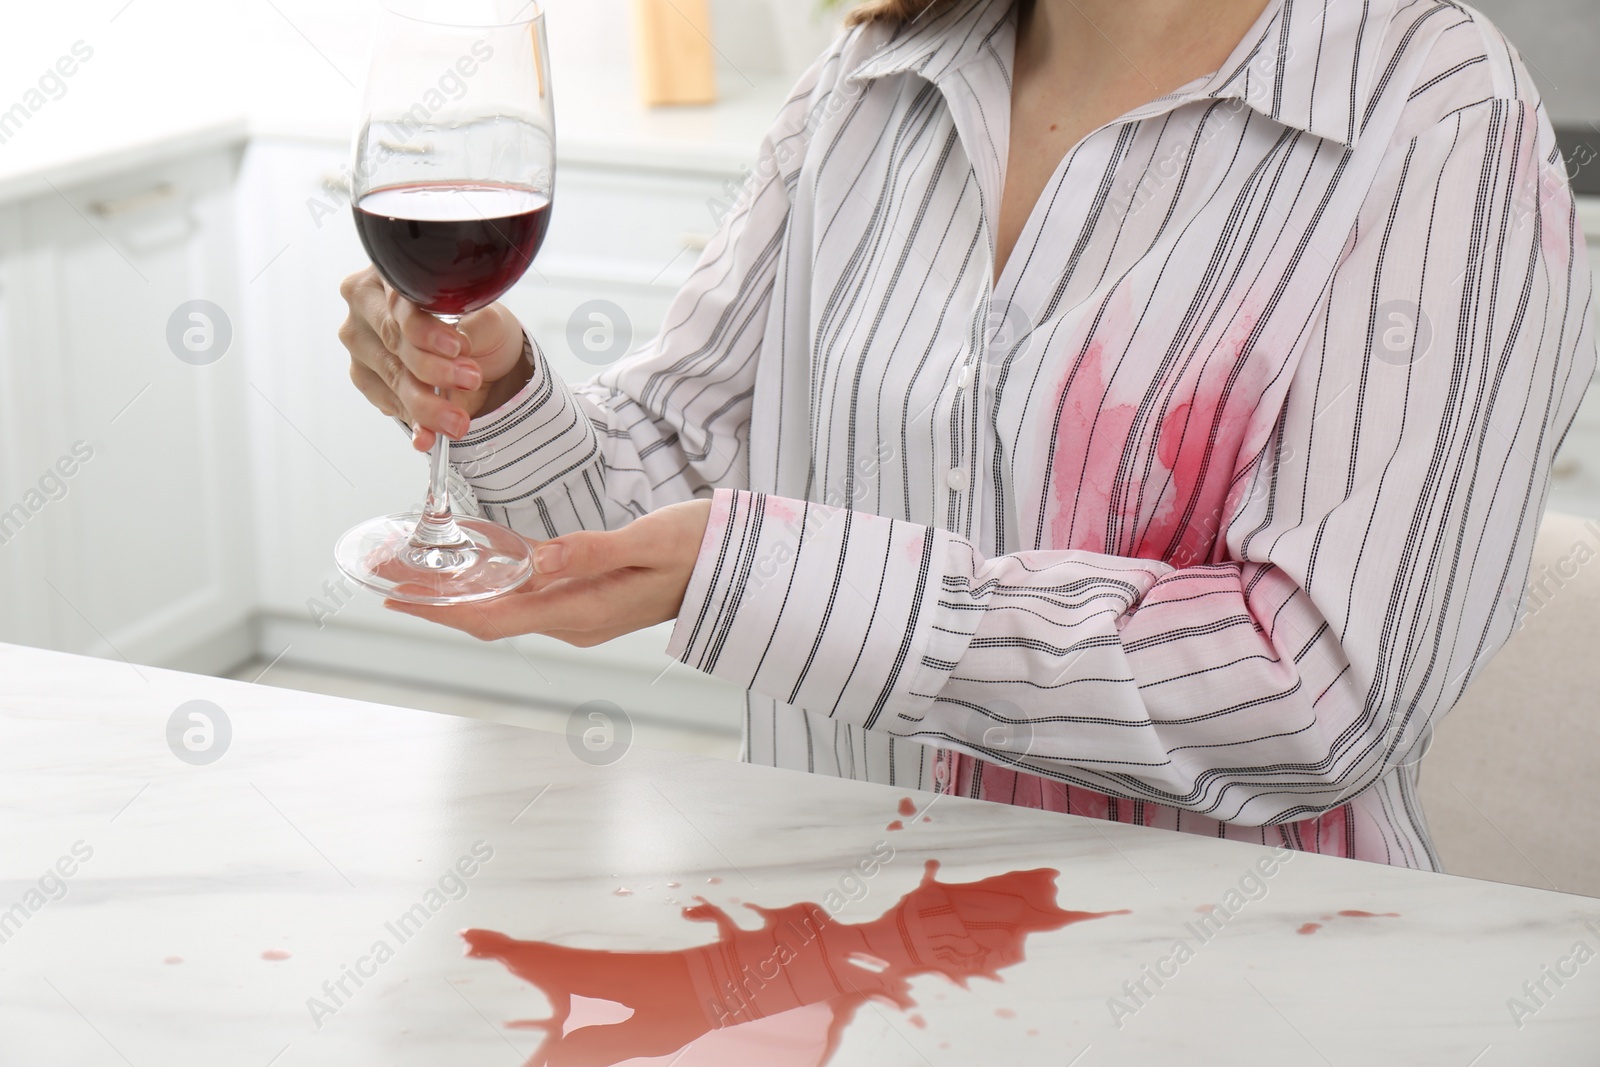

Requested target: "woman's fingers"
[
  {"left": 339, "top": 269, "right": 476, "bottom": 438},
  {"left": 383, "top": 583, "right": 592, "bottom": 639},
  {"left": 457, "top": 303, "right": 527, "bottom": 384},
  {"left": 530, "top": 513, "right": 691, "bottom": 579},
  {"left": 348, "top": 358, "right": 402, "bottom": 419},
  {"left": 389, "top": 291, "right": 485, "bottom": 391},
  {"left": 384, "top": 568, "right": 669, "bottom": 640}
]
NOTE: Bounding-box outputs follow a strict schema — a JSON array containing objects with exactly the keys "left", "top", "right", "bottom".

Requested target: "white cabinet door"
[
  {"left": 0, "top": 201, "right": 53, "bottom": 649},
  {"left": 0, "top": 145, "right": 254, "bottom": 670}
]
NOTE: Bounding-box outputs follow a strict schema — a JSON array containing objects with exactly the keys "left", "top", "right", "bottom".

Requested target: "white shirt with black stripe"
[{"left": 447, "top": 0, "right": 1596, "bottom": 869}]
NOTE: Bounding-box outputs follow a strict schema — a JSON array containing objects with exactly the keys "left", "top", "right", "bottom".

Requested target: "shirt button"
[
  {"left": 957, "top": 363, "right": 973, "bottom": 389},
  {"left": 946, "top": 468, "right": 970, "bottom": 491}
]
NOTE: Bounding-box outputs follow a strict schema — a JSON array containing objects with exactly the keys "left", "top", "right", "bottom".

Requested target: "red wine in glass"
[
  {"left": 334, "top": 1, "right": 556, "bottom": 606},
  {"left": 353, "top": 182, "right": 552, "bottom": 316}
]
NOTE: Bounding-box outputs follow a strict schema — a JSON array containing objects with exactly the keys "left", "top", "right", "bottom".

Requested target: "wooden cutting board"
[{"left": 631, "top": 0, "right": 717, "bottom": 106}]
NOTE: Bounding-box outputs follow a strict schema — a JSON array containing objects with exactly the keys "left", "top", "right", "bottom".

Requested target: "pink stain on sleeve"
[
  {"left": 708, "top": 493, "right": 734, "bottom": 532},
  {"left": 764, "top": 496, "right": 801, "bottom": 525}
]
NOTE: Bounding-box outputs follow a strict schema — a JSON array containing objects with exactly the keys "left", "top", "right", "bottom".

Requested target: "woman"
[{"left": 337, "top": 0, "right": 1595, "bottom": 869}]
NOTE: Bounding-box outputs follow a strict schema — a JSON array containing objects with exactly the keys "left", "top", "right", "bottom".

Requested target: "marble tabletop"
[{"left": 2, "top": 641, "right": 1597, "bottom": 1066}]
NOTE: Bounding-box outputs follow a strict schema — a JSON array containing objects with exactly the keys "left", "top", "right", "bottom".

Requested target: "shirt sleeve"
[
  {"left": 666, "top": 97, "right": 1597, "bottom": 827},
  {"left": 444, "top": 47, "right": 850, "bottom": 538}
]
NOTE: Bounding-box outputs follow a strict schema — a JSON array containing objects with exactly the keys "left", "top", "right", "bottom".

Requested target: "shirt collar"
[
  {"left": 846, "top": 0, "right": 1404, "bottom": 150},
  {"left": 845, "top": 0, "right": 1015, "bottom": 86}
]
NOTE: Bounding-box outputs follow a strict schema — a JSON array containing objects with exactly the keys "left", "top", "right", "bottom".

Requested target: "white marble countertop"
[{"left": 2, "top": 641, "right": 1598, "bottom": 1065}]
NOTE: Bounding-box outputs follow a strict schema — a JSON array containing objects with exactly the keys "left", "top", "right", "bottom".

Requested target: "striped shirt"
[{"left": 450, "top": 0, "right": 1596, "bottom": 869}]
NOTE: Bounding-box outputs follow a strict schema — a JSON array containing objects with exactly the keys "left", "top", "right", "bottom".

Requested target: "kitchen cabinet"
[{"left": 0, "top": 143, "right": 254, "bottom": 672}]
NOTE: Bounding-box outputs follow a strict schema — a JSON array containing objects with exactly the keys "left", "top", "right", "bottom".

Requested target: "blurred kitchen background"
[
  {"left": 0, "top": 0, "right": 1596, "bottom": 886},
  {"left": 0, "top": 0, "right": 859, "bottom": 761}
]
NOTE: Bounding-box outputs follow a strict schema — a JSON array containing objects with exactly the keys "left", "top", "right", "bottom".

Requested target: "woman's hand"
[
  {"left": 385, "top": 499, "right": 714, "bottom": 647},
  {"left": 337, "top": 266, "right": 533, "bottom": 452}
]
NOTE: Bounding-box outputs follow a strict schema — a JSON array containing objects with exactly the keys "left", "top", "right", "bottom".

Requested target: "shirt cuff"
[
  {"left": 666, "top": 488, "right": 977, "bottom": 731},
  {"left": 446, "top": 333, "right": 603, "bottom": 510}
]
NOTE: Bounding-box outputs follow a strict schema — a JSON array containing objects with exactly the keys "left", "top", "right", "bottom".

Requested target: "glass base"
[{"left": 335, "top": 512, "right": 534, "bottom": 606}]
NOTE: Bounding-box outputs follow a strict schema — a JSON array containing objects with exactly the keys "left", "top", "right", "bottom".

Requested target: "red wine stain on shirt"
[
  {"left": 898, "top": 798, "right": 917, "bottom": 818},
  {"left": 1043, "top": 289, "right": 1261, "bottom": 565},
  {"left": 707, "top": 877, "right": 723, "bottom": 885},
  {"left": 886, "top": 820, "right": 905, "bottom": 832},
  {"left": 1047, "top": 338, "right": 1140, "bottom": 554},
  {"left": 922, "top": 816, "right": 932, "bottom": 823},
  {"left": 163, "top": 956, "right": 183, "bottom": 964},
  {"left": 995, "top": 1007, "right": 1016, "bottom": 1019},
  {"left": 1296, "top": 923, "right": 1321, "bottom": 935},
  {"left": 908, "top": 1013, "right": 927, "bottom": 1029},
  {"left": 461, "top": 860, "right": 1128, "bottom": 1066},
  {"left": 261, "top": 949, "right": 291, "bottom": 961}
]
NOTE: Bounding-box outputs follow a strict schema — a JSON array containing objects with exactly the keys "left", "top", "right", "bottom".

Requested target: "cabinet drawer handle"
[
  {"left": 376, "top": 138, "right": 430, "bottom": 155},
  {"left": 89, "top": 183, "right": 179, "bottom": 217}
]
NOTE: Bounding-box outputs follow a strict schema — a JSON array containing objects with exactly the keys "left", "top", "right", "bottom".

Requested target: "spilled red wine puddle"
[
  {"left": 462, "top": 860, "right": 1129, "bottom": 1067},
  {"left": 885, "top": 820, "right": 904, "bottom": 832},
  {"left": 897, "top": 798, "right": 917, "bottom": 818},
  {"left": 1297, "top": 910, "right": 1400, "bottom": 934}
]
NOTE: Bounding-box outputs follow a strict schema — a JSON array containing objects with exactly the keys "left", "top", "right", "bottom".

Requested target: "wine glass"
[{"left": 335, "top": 0, "right": 554, "bottom": 605}]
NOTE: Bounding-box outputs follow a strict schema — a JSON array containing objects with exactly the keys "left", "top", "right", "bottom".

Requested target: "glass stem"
[{"left": 410, "top": 314, "right": 469, "bottom": 550}]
